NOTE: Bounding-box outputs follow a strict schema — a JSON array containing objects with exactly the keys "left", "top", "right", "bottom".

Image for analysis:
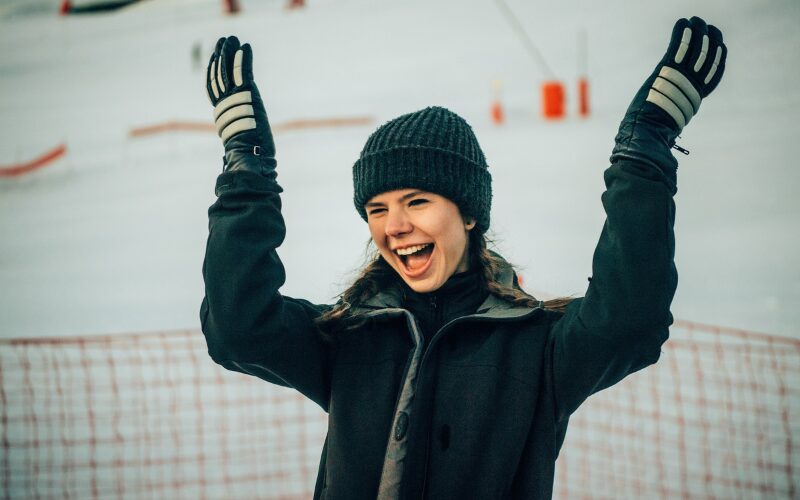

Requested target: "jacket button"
[{"left": 394, "top": 412, "right": 409, "bottom": 441}]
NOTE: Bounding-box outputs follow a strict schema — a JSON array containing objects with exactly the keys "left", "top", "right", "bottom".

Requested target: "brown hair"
[{"left": 314, "top": 230, "right": 574, "bottom": 334}]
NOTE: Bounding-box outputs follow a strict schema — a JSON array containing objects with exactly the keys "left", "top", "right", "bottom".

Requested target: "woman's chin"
[
  {"left": 399, "top": 270, "right": 448, "bottom": 294},
  {"left": 404, "top": 278, "right": 435, "bottom": 293}
]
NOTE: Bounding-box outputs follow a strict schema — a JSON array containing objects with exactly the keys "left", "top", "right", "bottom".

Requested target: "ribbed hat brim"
[{"left": 353, "top": 145, "right": 492, "bottom": 234}]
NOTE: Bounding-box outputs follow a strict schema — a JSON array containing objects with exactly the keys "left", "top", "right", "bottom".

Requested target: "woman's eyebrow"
[
  {"left": 399, "top": 190, "right": 428, "bottom": 201},
  {"left": 365, "top": 191, "right": 428, "bottom": 208}
]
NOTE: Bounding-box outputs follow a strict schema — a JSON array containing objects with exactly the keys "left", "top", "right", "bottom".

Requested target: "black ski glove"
[
  {"left": 610, "top": 17, "right": 727, "bottom": 189},
  {"left": 206, "top": 36, "right": 277, "bottom": 178}
]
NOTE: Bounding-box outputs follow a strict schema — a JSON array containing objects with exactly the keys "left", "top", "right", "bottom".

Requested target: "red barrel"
[{"left": 541, "top": 81, "right": 565, "bottom": 119}]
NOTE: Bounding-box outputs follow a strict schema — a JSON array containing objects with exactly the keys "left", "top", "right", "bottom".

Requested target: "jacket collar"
[{"left": 357, "top": 255, "right": 541, "bottom": 321}]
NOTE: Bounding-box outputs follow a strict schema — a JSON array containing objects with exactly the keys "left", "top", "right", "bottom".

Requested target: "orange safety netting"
[{"left": 1, "top": 321, "right": 797, "bottom": 499}]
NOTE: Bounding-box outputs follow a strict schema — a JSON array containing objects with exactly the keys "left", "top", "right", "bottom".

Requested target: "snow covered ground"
[{"left": 0, "top": 0, "right": 798, "bottom": 339}]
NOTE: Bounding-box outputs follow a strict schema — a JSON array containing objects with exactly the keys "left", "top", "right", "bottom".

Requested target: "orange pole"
[
  {"left": 577, "top": 28, "right": 590, "bottom": 118},
  {"left": 578, "top": 77, "right": 590, "bottom": 117}
]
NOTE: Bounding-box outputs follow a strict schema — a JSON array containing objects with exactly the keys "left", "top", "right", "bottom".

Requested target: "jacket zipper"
[
  {"left": 429, "top": 295, "right": 441, "bottom": 344},
  {"left": 420, "top": 433, "right": 431, "bottom": 498},
  {"left": 419, "top": 295, "right": 440, "bottom": 497}
]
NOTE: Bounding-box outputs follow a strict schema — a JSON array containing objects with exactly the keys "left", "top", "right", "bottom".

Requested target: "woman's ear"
[{"left": 465, "top": 218, "right": 477, "bottom": 231}]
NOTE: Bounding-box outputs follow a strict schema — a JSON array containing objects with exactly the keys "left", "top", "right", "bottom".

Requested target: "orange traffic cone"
[
  {"left": 490, "top": 80, "right": 505, "bottom": 125},
  {"left": 491, "top": 101, "right": 504, "bottom": 125}
]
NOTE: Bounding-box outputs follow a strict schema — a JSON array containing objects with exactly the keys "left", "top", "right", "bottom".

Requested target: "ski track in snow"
[{"left": 0, "top": 0, "right": 798, "bottom": 338}]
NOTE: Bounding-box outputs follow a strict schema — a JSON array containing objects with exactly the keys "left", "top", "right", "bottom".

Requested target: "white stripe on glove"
[
  {"left": 704, "top": 47, "right": 723, "bottom": 84},
  {"left": 233, "top": 49, "right": 244, "bottom": 87},
  {"left": 221, "top": 118, "right": 257, "bottom": 142},
  {"left": 693, "top": 35, "right": 709, "bottom": 72},
  {"left": 209, "top": 60, "right": 219, "bottom": 99},
  {"left": 213, "top": 90, "right": 256, "bottom": 140},
  {"left": 646, "top": 66, "right": 703, "bottom": 129},
  {"left": 674, "top": 27, "right": 691, "bottom": 64}
]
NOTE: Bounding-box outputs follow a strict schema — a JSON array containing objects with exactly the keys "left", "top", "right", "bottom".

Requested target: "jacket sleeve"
[
  {"left": 550, "top": 158, "right": 677, "bottom": 421},
  {"left": 200, "top": 169, "right": 333, "bottom": 411}
]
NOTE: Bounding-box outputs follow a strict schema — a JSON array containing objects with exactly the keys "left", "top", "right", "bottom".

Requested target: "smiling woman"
[
  {"left": 366, "top": 189, "right": 473, "bottom": 292},
  {"left": 201, "top": 17, "right": 727, "bottom": 499}
]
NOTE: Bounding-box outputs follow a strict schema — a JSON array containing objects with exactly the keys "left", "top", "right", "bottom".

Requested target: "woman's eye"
[
  {"left": 409, "top": 199, "right": 429, "bottom": 207},
  {"left": 368, "top": 208, "right": 386, "bottom": 216}
]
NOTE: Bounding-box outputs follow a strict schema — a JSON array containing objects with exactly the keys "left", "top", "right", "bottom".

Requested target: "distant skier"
[
  {"left": 191, "top": 41, "right": 202, "bottom": 72},
  {"left": 201, "top": 17, "right": 726, "bottom": 499}
]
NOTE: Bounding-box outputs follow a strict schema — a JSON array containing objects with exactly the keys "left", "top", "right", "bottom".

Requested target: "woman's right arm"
[{"left": 200, "top": 37, "right": 332, "bottom": 411}]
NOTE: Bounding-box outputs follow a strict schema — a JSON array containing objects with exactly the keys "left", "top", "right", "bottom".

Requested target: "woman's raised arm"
[
  {"left": 551, "top": 17, "right": 727, "bottom": 420},
  {"left": 200, "top": 37, "right": 333, "bottom": 411}
]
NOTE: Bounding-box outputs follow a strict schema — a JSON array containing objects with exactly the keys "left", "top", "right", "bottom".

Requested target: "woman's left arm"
[{"left": 551, "top": 17, "right": 727, "bottom": 420}]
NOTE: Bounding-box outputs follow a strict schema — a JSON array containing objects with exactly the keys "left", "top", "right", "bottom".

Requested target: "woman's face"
[{"left": 366, "top": 189, "right": 476, "bottom": 293}]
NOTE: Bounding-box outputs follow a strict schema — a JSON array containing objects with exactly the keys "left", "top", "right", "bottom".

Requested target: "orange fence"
[
  {"left": 556, "top": 320, "right": 799, "bottom": 499},
  {"left": 1, "top": 322, "right": 798, "bottom": 499},
  {"left": 0, "top": 117, "right": 373, "bottom": 180},
  {"left": 128, "top": 116, "right": 374, "bottom": 138},
  {"left": 0, "top": 145, "right": 66, "bottom": 178}
]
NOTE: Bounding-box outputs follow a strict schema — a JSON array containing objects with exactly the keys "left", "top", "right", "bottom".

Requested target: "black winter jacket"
[{"left": 200, "top": 158, "right": 678, "bottom": 499}]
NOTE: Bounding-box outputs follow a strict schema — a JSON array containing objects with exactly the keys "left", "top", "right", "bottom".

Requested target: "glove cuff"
[
  {"left": 223, "top": 147, "right": 277, "bottom": 178},
  {"left": 610, "top": 113, "right": 678, "bottom": 194}
]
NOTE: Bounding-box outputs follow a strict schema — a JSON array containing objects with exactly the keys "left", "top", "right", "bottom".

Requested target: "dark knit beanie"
[{"left": 353, "top": 106, "right": 492, "bottom": 234}]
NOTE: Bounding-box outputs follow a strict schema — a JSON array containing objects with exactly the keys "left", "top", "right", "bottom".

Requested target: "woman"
[{"left": 201, "top": 16, "right": 726, "bottom": 499}]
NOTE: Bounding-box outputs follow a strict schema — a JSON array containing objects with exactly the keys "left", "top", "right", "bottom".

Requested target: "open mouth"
[{"left": 396, "top": 243, "right": 435, "bottom": 277}]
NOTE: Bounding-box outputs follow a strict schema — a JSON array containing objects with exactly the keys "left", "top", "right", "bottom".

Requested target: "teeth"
[{"left": 395, "top": 243, "right": 432, "bottom": 256}]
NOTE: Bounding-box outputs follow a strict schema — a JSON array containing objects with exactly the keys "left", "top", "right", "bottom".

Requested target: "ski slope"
[{"left": 0, "top": 0, "right": 798, "bottom": 339}]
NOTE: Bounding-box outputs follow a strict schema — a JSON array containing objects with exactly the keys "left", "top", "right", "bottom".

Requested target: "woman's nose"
[{"left": 385, "top": 209, "right": 412, "bottom": 237}]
